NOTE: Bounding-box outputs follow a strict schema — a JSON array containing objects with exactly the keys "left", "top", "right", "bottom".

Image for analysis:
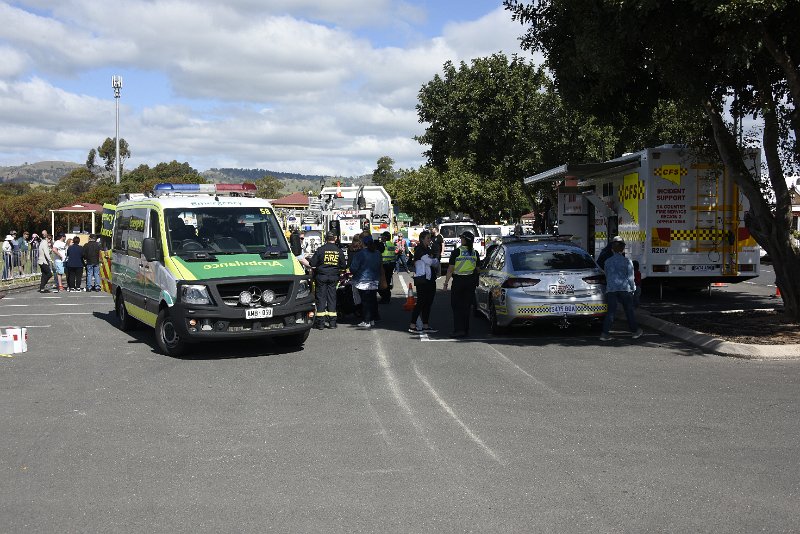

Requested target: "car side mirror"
[{"left": 142, "top": 237, "right": 158, "bottom": 262}]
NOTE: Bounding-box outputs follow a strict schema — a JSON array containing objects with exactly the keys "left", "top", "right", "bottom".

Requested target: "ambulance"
[
  {"left": 111, "top": 183, "right": 314, "bottom": 356},
  {"left": 525, "top": 145, "right": 762, "bottom": 292}
]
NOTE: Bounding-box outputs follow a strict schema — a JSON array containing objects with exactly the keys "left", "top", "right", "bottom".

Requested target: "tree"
[
  {"left": 57, "top": 167, "right": 97, "bottom": 196},
  {"left": 505, "top": 0, "right": 800, "bottom": 319},
  {"left": 253, "top": 175, "right": 284, "bottom": 199},
  {"left": 372, "top": 156, "right": 397, "bottom": 186},
  {"left": 416, "top": 53, "right": 617, "bottom": 212},
  {"left": 97, "top": 137, "right": 131, "bottom": 172},
  {"left": 86, "top": 148, "right": 97, "bottom": 170}
]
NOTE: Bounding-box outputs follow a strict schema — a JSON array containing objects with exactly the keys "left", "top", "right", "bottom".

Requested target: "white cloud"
[{"left": 0, "top": 1, "right": 531, "bottom": 176}]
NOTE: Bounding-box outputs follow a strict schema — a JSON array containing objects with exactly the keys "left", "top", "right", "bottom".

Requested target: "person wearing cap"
[
  {"left": 443, "top": 230, "right": 480, "bottom": 338},
  {"left": 52, "top": 233, "right": 67, "bottom": 291},
  {"left": 1, "top": 234, "right": 14, "bottom": 280},
  {"left": 309, "top": 232, "right": 346, "bottom": 329},
  {"left": 600, "top": 237, "right": 643, "bottom": 341},
  {"left": 378, "top": 230, "right": 395, "bottom": 304},
  {"left": 597, "top": 235, "right": 623, "bottom": 270}
]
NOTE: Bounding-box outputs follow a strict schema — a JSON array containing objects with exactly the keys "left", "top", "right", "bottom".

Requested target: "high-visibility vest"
[
  {"left": 381, "top": 240, "right": 395, "bottom": 264},
  {"left": 453, "top": 246, "right": 477, "bottom": 275}
]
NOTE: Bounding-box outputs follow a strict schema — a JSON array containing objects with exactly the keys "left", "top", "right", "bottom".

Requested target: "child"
[{"left": 632, "top": 260, "right": 642, "bottom": 307}]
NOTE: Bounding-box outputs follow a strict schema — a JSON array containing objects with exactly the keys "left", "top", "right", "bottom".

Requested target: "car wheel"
[
  {"left": 115, "top": 292, "right": 136, "bottom": 332},
  {"left": 156, "top": 308, "right": 187, "bottom": 357},
  {"left": 273, "top": 329, "right": 311, "bottom": 348},
  {"left": 489, "top": 302, "right": 508, "bottom": 335}
]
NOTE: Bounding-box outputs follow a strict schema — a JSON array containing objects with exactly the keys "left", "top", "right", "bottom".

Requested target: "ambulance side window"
[
  {"left": 113, "top": 208, "right": 147, "bottom": 258},
  {"left": 147, "top": 209, "right": 164, "bottom": 262}
]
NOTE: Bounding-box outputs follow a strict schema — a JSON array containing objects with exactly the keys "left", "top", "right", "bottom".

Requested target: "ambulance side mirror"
[{"left": 142, "top": 237, "right": 158, "bottom": 262}]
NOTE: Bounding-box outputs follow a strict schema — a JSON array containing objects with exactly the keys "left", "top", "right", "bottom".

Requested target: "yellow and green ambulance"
[{"left": 112, "top": 183, "right": 314, "bottom": 356}]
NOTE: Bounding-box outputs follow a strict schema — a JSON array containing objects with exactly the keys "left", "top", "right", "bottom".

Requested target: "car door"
[{"left": 476, "top": 245, "right": 502, "bottom": 314}]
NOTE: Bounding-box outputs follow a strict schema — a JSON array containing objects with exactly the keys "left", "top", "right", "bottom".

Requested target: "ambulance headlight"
[
  {"left": 297, "top": 280, "right": 311, "bottom": 299},
  {"left": 238, "top": 291, "right": 253, "bottom": 306},
  {"left": 182, "top": 284, "right": 212, "bottom": 305}
]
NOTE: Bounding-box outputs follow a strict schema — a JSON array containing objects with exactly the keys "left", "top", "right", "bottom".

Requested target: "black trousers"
[
  {"left": 378, "top": 263, "right": 394, "bottom": 301},
  {"left": 450, "top": 276, "right": 476, "bottom": 334},
  {"left": 315, "top": 279, "right": 338, "bottom": 322},
  {"left": 411, "top": 278, "right": 436, "bottom": 325},
  {"left": 67, "top": 266, "right": 83, "bottom": 289},
  {"left": 39, "top": 263, "right": 52, "bottom": 290}
]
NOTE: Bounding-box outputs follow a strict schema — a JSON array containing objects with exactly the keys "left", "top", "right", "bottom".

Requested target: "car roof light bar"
[{"left": 152, "top": 183, "right": 257, "bottom": 197}]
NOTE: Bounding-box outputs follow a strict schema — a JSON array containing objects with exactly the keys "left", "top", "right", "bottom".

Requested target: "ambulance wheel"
[
  {"left": 273, "top": 329, "right": 310, "bottom": 348},
  {"left": 156, "top": 308, "right": 187, "bottom": 357},
  {"left": 116, "top": 293, "right": 137, "bottom": 332},
  {"left": 489, "top": 302, "right": 508, "bottom": 335}
]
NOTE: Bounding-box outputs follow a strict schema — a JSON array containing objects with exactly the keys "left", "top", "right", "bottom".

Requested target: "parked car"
[{"left": 475, "top": 236, "right": 607, "bottom": 333}]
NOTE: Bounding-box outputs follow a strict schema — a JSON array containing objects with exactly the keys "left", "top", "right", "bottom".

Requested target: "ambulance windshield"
[{"left": 164, "top": 207, "right": 289, "bottom": 256}]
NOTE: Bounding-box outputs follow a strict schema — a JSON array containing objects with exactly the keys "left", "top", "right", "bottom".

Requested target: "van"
[
  {"left": 111, "top": 183, "right": 314, "bottom": 356},
  {"left": 438, "top": 220, "right": 486, "bottom": 260}
]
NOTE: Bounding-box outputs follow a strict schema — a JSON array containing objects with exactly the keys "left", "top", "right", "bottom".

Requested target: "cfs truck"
[
  {"left": 310, "top": 185, "right": 395, "bottom": 244},
  {"left": 525, "top": 145, "right": 762, "bottom": 291},
  {"left": 111, "top": 183, "right": 314, "bottom": 356}
]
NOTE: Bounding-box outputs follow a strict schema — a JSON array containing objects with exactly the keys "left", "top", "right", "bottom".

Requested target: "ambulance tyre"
[
  {"left": 156, "top": 308, "right": 187, "bottom": 357},
  {"left": 273, "top": 329, "right": 310, "bottom": 348},
  {"left": 115, "top": 292, "right": 137, "bottom": 332}
]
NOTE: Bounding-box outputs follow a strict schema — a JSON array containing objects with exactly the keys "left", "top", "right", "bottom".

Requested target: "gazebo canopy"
[
  {"left": 50, "top": 203, "right": 105, "bottom": 237},
  {"left": 271, "top": 192, "right": 309, "bottom": 209}
]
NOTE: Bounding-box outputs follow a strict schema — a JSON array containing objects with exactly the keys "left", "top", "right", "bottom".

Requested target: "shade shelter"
[
  {"left": 50, "top": 203, "right": 104, "bottom": 243},
  {"left": 271, "top": 192, "right": 310, "bottom": 210}
]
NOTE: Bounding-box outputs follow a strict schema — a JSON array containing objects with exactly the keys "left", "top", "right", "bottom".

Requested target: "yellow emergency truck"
[{"left": 111, "top": 183, "right": 314, "bottom": 356}]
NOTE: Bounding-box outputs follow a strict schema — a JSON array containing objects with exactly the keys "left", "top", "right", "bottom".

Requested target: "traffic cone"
[{"left": 402, "top": 282, "right": 416, "bottom": 311}]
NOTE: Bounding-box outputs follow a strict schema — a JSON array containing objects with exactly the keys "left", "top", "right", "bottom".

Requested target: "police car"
[{"left": 111, "top": 183, "right": 314, "bottom": 356}]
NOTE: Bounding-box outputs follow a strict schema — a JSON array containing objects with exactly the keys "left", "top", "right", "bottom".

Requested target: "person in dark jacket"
[
  {"left": 309, "top": 232, "right": 346, "bottom": 329},
  {"left": 442, "top": 231, "right": 480, "bottom": 337},
  {"left": 82, "top": 234, "right": 102, "bottom": 291},
  {"left": 65, "top": 236, "right": 85, "bottom": 291}
]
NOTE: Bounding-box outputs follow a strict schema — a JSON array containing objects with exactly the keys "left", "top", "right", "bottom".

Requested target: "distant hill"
[
  {"left": 0, "top": 161, "right": 373, "bottom": 193},
  {"left": 0, "top": 161, "right": 82, "bottom": 185}
]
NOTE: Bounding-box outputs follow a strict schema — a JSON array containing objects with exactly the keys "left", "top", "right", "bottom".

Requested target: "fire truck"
[
  {"left": 309, "top": 185, "right": 395, "bottom": 244},
  {"left": 525, "top": 145, "right": 762, "bottom": 291}
]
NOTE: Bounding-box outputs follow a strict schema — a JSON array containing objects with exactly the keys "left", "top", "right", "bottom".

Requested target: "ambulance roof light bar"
[{"left": 153, "top": 183, "right": 257, "bottom": 197}]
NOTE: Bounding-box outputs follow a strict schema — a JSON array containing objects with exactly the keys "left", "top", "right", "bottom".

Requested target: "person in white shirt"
[{"left": 52, "top": 233, "right": 67, "bottom": 292}]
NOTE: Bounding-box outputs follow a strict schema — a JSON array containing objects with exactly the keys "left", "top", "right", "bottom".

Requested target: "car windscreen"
[
  {"left": 164, "top": 207, "right": 288, "bottom": 256},
  {"left": 510, "top": 247, "right": 597, "bottom": 271}
]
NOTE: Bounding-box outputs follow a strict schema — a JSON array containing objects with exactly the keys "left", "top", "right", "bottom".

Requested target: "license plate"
[
  {"left": 549, "top": 285, "right": 574, "bottom": 295},
  {"left": 549, "top": 304, "right": 577, "bottom": 314},
  {"left": 245, "top": 307, "right": 273, "bottom": 319}
]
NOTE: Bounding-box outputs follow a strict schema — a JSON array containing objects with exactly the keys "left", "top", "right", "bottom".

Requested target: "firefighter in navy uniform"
[
  {"left": 442, "top": 231, "right": 480, "bottom": 338},
  {"left": 378, "top": 231, "right": 395, "bottom": 303},
  {"left": 309, "top": 232, "right": 346, "bottom": 329}
]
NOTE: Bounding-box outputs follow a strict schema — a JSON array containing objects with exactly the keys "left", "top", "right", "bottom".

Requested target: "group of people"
[
  {"left": 2, "top": 230, "right": 33, "bottom": 279},
  {"left": 35, "top": 231, "right": 102, "bottom": 293}
]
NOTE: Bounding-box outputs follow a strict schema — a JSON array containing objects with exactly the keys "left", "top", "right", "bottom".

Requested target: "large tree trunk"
[{"left": 703, "top": 99, "right": 800, "bottom": 320}]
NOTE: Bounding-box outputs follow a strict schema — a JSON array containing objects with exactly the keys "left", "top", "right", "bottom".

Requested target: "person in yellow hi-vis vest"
[{"left": 442, "top": 231, "right": 479, "bottom": 338}]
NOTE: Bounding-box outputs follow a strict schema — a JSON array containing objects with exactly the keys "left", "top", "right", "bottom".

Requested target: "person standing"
[
  {"left": 407, "top": 230, "right": 439, "bottom": 334},
  {"left": 429, "top": 226, "right": 443, "bottom": 278},
  {"left": 378, "top": 231, "right": 395, "bottom": 304},
  {"left": 83, "top": 234, "right": 101, "bottom": 291},
  {"left": 37, "top": 234, "right": 53, "bottom": 293},
  {"left": 600, "top": 238, "right": 643, "bottom": 341},
  {"left": 16, "top": 231, "right": 29, "bottom": 276},
  {"left": 442, "top": 231, "right": 480, "bottom": 338},
  {"left": 309, "top": 232, "right": 346, "bottom": 329},
  {"left": 394, "top": 232, "right": 409, "bottom": 273},
  {"left": 1, "top": 234, "right": 13, "bottom": 280},
  {"left": 65, "top": 236, "right": 84, "bottom": 291},
  {"left": 349, "top": 235, "right": 381, "bottom": 329},
  {"left": 52, "top": 233, "right": 67, "bottom": 291}
]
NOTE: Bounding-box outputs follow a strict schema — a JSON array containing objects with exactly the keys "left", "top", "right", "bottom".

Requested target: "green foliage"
[
  {"left": 86, "top": 148, "right": 96, "bottom": 170},
  {"left": 387, "top": 159, "right": 529, "bottom": 224},
  {"left": 372, "top": 156, "right": 397, "bottom": 186},
  {"left": 57, "top": 167, "right": 98, "bottom": 196},
  {"left": 97, "top": 137, "right": 131, "bottom": 172},
  {"left": 253, "top": 175, "right": 284, "bottom": 199}
]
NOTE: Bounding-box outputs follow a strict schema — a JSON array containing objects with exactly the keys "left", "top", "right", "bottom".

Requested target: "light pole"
[{"left": 112, "top": 75, "right": 122, "bottom": 184}]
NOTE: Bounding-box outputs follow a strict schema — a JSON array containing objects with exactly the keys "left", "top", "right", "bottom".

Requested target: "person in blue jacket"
[{"left": 349, "top": 235, "right": 382, "bottom": 328}]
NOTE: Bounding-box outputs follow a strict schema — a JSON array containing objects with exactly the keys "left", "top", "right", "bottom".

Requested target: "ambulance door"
[{"left": 141, "top": 209, "right": 165, "bottom": 318}]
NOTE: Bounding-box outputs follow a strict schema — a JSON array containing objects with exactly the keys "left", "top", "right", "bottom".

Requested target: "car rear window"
[
  {"left": 440, "top": 225, "right": 478, "bottom": 238},
  {"left": 510, "top": 248, "right": 597, "bottom": 271}
]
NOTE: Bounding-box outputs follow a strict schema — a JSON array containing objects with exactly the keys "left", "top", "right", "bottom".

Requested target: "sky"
[{"left": 0, "top": 0, "right": 538, "bottom": 177}]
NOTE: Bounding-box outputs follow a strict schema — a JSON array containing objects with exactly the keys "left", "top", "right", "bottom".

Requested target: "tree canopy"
[
  {"left": 505, "top": 0, "right": 800, "bottom": 317},
  {"left": 372, "top": 156, "right": 397, "bottom": 187},
  {"left": 97, "top": 137, "right": 131, "bottom": 172}
]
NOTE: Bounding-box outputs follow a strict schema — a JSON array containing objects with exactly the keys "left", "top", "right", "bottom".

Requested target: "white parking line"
[
  {"left": 1, "top": 303, "right": 84, "bottom": 307},
  {"left": 0, "top": 313, "right": 95, "bottom": 317},
  {"left": 413, "top": 361, "right": 503, "bottom": 465}
]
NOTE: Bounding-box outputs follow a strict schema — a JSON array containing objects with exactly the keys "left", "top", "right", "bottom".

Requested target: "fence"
[{"left": 2, "top": 248, "right": 41, "bottom": 282}]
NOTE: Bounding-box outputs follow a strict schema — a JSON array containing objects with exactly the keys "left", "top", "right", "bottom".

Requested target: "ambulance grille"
[{"left": 217, "top": 282, "right": 292, "bottom": 307}]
